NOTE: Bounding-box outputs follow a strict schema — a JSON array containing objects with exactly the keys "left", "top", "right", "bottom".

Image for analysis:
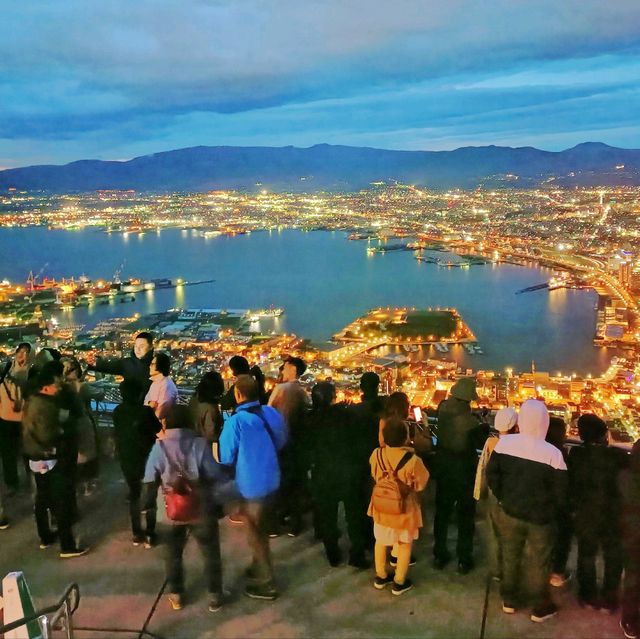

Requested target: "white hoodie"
[{"left": 487, "top": 400, "right": 567, "bottom": 524}]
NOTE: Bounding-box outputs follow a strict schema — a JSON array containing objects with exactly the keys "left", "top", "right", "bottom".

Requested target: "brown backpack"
[{"left": 371, "top": 449, "right": 413, "bottom": 515}]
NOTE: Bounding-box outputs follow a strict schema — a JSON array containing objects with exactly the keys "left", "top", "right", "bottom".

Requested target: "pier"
[{"left": 515, "top": 282, "right": 549, "bottom": 294}]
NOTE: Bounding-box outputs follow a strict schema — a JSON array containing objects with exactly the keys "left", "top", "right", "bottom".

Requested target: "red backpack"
[{"left": 159, "top": 441, "right": 201, "bottom": 523}]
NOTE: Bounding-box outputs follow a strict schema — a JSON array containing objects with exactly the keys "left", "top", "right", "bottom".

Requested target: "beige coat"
[
  {"left": 473, "top": 435, "right": 499, "bottom": 501},
  {"left": 368, "top": 446, "right": 429, "bottom": 532},
  {"left": 0, "top": 376, "right": 23, "bottom": 422}
]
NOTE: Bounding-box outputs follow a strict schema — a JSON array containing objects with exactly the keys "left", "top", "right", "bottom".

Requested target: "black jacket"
[
  {"left": 307, "top": 403, "right": 364, "bottom": 485},
  {"left": 436, "top": 397, "right": 485, "bottom": 458},
  {"left": 112, "top": 402, "right": 161, "bottom": 478},
  {"left": 22, "top": 392, "right": 76, "bottom": 465},
  {"left": 487, "top": 433, "right": 567, "bottom": 525},
  {"left": 621, "top": 440, "right": 640, "bottom": 544},
  {"left": 93, "top": 349, "right": 154, "bottom": 393},
  {"left": 568, "top": 442, "right": 628, "bottom": 533},
  {"left": 348, "top": 395, "right": 384, "bottom": 460}
]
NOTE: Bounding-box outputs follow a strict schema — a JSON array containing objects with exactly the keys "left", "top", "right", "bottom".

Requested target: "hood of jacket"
[{"left": 517, "top": 399, "right": 549, "bottom": 440}]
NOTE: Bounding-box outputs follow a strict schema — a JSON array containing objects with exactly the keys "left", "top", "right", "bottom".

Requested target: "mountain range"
[{"left": 1, "top": 142, "right": 640, "bottom": 192}]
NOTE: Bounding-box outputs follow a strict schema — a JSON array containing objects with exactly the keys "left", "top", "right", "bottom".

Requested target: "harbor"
[{"left": 0, "top": 272, "right": 215, "bottom": 312}]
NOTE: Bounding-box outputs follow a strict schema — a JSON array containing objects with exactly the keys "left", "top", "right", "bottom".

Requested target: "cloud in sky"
[{"left": 1, "top": 0, "right": 640, "bottom": 166}]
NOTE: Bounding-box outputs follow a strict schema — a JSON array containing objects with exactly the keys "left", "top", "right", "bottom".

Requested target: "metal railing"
[{"left": 0, "top": 583, "right": 80, "bottom": 639}]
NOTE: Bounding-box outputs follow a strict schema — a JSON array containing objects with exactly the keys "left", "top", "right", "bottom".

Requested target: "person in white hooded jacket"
[{"left": 487, "top": 399, "right": 567, "bottom": 624}]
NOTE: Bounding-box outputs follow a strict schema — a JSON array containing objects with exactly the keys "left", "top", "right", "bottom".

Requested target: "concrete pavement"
[{"left": 0, "top": 459, "right": 625, "bottom": 639}]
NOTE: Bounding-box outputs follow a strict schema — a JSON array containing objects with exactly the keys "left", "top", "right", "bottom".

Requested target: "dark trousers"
[
  {"left": 313, "top": 475, "right": 368, "bottom": 560},
  {"left": 433, "top": 474, "right": 476, "bottom": 563},
  {"left": 0, "top": 419, "right": 21, "bottom": 489},
  {"left": 238, "top": 498, "right": 274, "bottom": 585},
  {"left": 551, "top": 509, "right": 573, "bottom": 574},
  {"left": 274, "top": 447, "right": 308, "bottom": 532},
  {"left": 125, "top": 474, "right": 156, "bottom": 538},
  {"left": 33, "top": 464, "right": 76, "bottom": 551},
  {"left": 495, "top": 505, "right": 553, "bottom": 610},
  {"left": 622, "top": 533, "right": 640, "bottom": 628},
  {"left": 577, "top": 525, "right": 624, "bottom": 604},
  {"left": 166, "top": 517, "right": 222, "bottom": 595}
]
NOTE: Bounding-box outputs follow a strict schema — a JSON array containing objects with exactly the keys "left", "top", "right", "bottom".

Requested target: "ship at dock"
[
  {"left": 247, "top": 307, "right": 285, "bottom": 321},
  {"left": 0, "top": 272, "right": 191, "bottom": 315}
]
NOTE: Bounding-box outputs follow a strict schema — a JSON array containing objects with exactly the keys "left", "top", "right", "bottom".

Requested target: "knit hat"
[
  {"left": 449, "top": 377, "right": 478, "bottom": 402},
  {"left": 494, "top": 407, "right": 517, "bottom": 432}
]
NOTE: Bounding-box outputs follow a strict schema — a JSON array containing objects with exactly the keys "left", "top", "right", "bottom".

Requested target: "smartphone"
[{"left": 412, "top": 406, "right": 422, "bottom": 422}]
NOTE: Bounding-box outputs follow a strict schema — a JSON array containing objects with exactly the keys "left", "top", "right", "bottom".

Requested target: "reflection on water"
[{"left": 0, "top": 227, "right": 616, "bottom": 375}]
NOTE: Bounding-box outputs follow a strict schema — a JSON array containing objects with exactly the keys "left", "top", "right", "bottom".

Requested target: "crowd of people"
[{"left": 0, "top": 333, "right": 639, "bottom": 637}]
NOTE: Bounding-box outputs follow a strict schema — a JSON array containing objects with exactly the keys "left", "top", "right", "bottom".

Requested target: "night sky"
[{"left": 2, "top": 0, "right": 640, "bottom": 168}]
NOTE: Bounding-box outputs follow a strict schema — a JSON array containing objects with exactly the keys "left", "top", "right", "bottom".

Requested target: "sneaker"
[
  {"left": 59, "top": 545, "right": 90, "bottom": 559},
  {"left": 287, "top": 525, "right": 302, "bottom": 538},
  {"left": 244, "top": 583, "right": 278, "bottom": 601},
  {"left": 390, "top": 554, "right": 416, "bottom": 568},
  {"left": 132, "top": 534, "right": 145, "bottom": 546},
  {"left": 0, "top": 518, "right": 10, "bottom": 530},
  {"left": 373, "top": 575, "right": 394, "bottom": 590},
  {"left": 208, "top": 591, "right": 227, "bottom": 613},
  {"left": 549, "top": 571, "right": 571, "bottom": 587},
  {"left": 620, "top": 619, "right": 639, "bottom": 639},
  {"left": 457, "top": 560, "right": 474, "bottom": 575},
  {"left": 39, "top": 532, "right": 57, "bottom": 549},
  {"left": 502, "top": 602, "right": 516, "bottom": 614},
  {"left": 228, "top": 514, "right": 244, "bottom": 525},
  {"left": 168, "top": 593, "right": 183, "bottom": 611},
  {"left": 144, "top": 533, "right": 157, "bottom": 549},
  {"left": 268, "top": 531, "right": 281, "bottom": 539},
  {"left": 530, "top": 603, "right": 558, "bottom": 623},
  {"left": 391, "top": 578, "right": 414, "bottom": 596}
]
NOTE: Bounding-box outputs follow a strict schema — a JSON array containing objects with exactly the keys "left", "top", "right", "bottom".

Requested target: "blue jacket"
[{"left": 218, "top": 400, "right": 287, "bottom": 500}]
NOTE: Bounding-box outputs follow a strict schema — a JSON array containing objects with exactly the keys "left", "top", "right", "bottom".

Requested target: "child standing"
[{"left": 368, "top": 417, "right": 429, "bottom": 595}]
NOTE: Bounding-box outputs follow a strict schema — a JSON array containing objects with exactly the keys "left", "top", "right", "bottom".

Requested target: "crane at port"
[
  {"left": 26, "top": 263, "right": 49, "bottom": 292},
  {"left": 112, "top": 259, "right": 126, "bottom": 285}
]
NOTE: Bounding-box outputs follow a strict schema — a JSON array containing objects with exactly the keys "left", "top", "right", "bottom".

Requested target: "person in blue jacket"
[{"left": 213, "top": 374, "right": 287, "bottom": 601}]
